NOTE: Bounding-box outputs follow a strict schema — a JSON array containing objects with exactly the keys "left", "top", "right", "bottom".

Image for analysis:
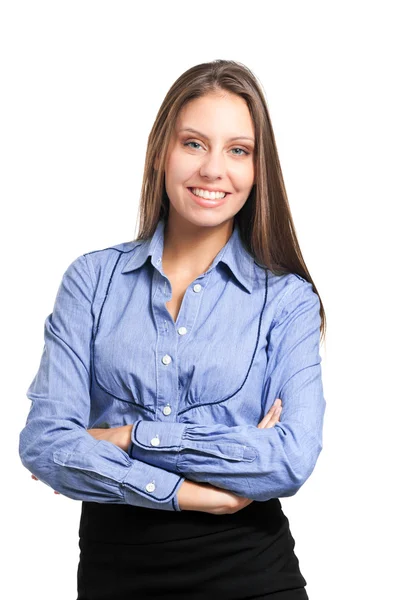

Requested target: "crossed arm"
[
  {"left": 31, "top": 399, "right": 283, "bottom": 513},
  {"left": 22, "top": 255, "right": 325, "bottom": 512}
]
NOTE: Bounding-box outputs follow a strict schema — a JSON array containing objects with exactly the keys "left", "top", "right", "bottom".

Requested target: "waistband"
[{"left": 79, "top": 497, "right": 285, "bottom": 545}]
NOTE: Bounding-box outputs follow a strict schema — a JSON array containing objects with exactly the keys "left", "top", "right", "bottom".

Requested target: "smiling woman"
[
  {"left": 19, "top": 59, "right": 326, "bottom": 600},
  {"left": 163, "top": 91, "right": 256, "bottom": 230}
]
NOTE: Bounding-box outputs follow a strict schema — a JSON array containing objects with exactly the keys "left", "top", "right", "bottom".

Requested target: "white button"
[
  {"left": 163, "top": 405, "right": 172, "bottom": 416},
  {"left": 162, "top": 354, "right": 171, "bottom": 365},
  {"left": 151, "top": 436, "right": 160, "bottom": 446},
  {"left": 156, "top": 257, "right": 161, "bottom": 264},
  {"left": 146, "top": 482, "right": 156, "bottom": 492},
  {"left": 193, "top": 284, "right": 202, "bottom": 292},
  {"left": 177, "top": 326, "right": 187, "bottom": 335}
]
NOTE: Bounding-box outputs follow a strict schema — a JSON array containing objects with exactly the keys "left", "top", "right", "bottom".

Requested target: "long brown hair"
[{"left": 134, "top": 59, "right": 326, "bottom": 344}]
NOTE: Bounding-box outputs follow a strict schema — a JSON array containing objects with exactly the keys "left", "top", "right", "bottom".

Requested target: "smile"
[
  {"left": 187, "top": 187, "right": 229, "bottom": 208},
  {"left": 190, "top": 187, "right": 227, "bottom": 200}
]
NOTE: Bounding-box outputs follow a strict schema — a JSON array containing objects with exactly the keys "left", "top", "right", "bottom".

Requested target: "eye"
[
  {"left": 183, "top": 141, "right": 202, "bottom": 150},
  {"left": 183, "top": 141, "right": 250, "bottom": 156},
  {"left": 231, "top": 148, "right": 250, "bottom": 156}
]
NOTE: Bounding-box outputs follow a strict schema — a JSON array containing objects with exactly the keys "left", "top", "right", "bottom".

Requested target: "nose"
[{"left": 199, "top": 147, "right": 227, "bottom": 181}]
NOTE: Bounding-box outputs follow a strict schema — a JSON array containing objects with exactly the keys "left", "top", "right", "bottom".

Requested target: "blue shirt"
[{"left": 19, "top": 218, "right": 326, "bottom": 512}]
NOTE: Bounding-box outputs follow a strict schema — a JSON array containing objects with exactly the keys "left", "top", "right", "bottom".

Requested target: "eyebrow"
[{"left": 178, "top": 127, "right": 255, "bottom": 143}]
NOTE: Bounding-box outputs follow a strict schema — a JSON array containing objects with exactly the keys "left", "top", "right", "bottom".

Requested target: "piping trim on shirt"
[
  {"left": 91, "top": 251, "right": 157, "bottom": 415},
  {"left": 90, "top": 250, "right": 269, "bottom": 417},
  {"left": 178, "top": 270, "right": 269, "bottom": 416}
]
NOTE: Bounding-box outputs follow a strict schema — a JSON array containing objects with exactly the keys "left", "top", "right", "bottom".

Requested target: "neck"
[{"left": 162, "top": 215, "right": 234, "bottom": 276}]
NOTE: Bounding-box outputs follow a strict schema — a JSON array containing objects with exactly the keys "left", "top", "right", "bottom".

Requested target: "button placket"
[{"left": 153, "top": 268, "right": 208, "bottom": 424}]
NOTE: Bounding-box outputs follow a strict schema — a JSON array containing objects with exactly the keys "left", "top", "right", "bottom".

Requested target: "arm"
[
  {"left": 19, "top": 254, "right": 184, "bottom": 511},
  {"left": 130, "top": 279, "right": 326, "bottom": 502},
  {"left": 175, "top": 403, "right": 282, "bottom": 514}
]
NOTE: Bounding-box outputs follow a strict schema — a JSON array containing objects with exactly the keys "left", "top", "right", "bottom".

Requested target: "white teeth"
[{"left": 191, "top": 187, "right": 226, "bottom": 200}]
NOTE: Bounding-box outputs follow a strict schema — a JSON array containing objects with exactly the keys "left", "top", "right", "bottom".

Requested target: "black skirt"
[{"left": 76, "top": 498, "right": 308, "bottom": 600}]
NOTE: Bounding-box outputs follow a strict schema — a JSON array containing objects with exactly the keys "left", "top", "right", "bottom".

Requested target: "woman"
[{"left": 20, "top": 59, "right": 326, "bottom": 599}]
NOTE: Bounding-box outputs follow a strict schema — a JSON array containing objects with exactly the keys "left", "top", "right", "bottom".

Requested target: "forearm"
[
  {"left": 19, "top": 414, "right": 184, "bottom": 511},
  {"left": 130, "top": 417, "right": 323, "bottom": 502},
  {"left": 177, "top": 479, "right": 240, "bottom": 514},
  {"left": 85, "top": 425, "right": 238, "bottom": 514}
]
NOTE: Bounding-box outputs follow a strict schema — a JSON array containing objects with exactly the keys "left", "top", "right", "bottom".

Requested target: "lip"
[
  {"left": 189, "top": 185, "right": 230, "bottom": 193},
  {"left": 187, "top": 187, "right": 229, "bottom": 208}
]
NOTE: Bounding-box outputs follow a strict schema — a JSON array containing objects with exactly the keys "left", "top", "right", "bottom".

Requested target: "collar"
[{"left": 121, "top": 219, "right": 254, "bottom": 293}]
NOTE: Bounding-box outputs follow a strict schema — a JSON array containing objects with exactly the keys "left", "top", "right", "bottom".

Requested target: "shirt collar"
[{"left": 121, "top": 219, "right": 254, "bottom": 293}]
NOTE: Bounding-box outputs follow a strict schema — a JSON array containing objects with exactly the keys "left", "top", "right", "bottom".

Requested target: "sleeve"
[
  {"left": 130, "top": 279, "right": 326, "bottom": 502},
  {"left": 19, "top": 254, "right": 185, "bottom": 512}
]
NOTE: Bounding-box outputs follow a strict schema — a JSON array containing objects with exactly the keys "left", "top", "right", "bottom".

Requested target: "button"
[
  {"left": 151, "top": 435, "right": 160, "bottom": 446},
  {"left": 156, "top": 257, "right": 161, "bottom": 264},
  {"left": 193, "top": 284, "right": 202, "bottom": 292},
  {"left": 163, "top": 405, "right": 172, "bottom": 416},
  {"left": 146, "top": 482, "right": 156, "bottom": 493},
  {"left": 162, "top": 354, "right": 171, "bottom": 365},
  {"left": 177, "top": 326, "right": 187, "bottom": 335}
]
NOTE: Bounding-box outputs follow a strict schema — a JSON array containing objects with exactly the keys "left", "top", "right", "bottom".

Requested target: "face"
[{"left": 163, "top": 91, "right": 256, "bottom": 231}]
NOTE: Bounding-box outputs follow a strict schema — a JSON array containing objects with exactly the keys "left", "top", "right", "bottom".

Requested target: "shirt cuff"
[
  {"left": 130, "top": 420, "right": 187, "bottom": 473},
  {"left": 123, "top": 456, "right": 185, "bottom": 511}
]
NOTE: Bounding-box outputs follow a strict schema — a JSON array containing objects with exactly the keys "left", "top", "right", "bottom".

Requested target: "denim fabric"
[{"left": 19, "top": 218, "right": 326, "bottom": 512}]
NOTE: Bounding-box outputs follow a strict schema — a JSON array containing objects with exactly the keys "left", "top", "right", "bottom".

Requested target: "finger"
[
  {"left": 265, "top": 406, "right": 282, "bottom": 428},
  {"left": 31, "top": 474, "right": 39, "bottom": 481},
  {"left": 257, "top": 411, "right": 274, "bottom": 428},
  {"left": 257, "top": 403, "right": 281, "bottom": 429},
  {"left": 257, "top": 403, "right": 278, "bottom": 428},
  {"left": 259, "top": 405, "right": 282, "bottom": 429}
]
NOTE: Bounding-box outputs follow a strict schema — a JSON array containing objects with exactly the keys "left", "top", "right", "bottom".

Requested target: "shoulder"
[
  {"left": 62, "top": 239, "right": 141, "bottom": 286},
  {"left": 83, "top": 239, "right": 140, "bottom": 261},
  {"left": 264, "top": 269, "right": 319, "bottom": 324}
]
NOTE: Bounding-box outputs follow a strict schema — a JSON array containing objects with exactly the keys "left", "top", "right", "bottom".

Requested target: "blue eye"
[
  {"left": 231, "top": 148, "right": 249, "bottom": 156},
  {"left": 183, "top": 141, "right": 250, "bottom": 156},
  {"left": 184, "top": 141, "right": 201, "bottom": 150}
]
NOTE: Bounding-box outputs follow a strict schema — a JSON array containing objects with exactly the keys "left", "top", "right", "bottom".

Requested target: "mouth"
[{"left": 187, "top": 187, "right": 230, "bottom": 208}]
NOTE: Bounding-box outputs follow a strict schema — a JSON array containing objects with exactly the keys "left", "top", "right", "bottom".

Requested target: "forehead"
[{"left": 175, "top": 93, "right": 254, "bottom": 136}]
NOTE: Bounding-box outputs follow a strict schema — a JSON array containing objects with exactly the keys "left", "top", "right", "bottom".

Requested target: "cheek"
[
  {"left": 229, "top": 169, "right": 254, "bottom": 192},
  {"left": 242, "top": 163, "right": 256, "bottom": 189},
  {"left": 166, "top": 151, "right": 193, "bottom": 185}
]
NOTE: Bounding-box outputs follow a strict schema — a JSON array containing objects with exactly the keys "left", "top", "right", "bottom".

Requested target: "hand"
[
  {"left": 177, "top": 479, "right": 253, "bottom": 515},
  {"left": 227, "top": 398, "right": 282, "bottom": 514},
  {"left": 32, "top": 402, "right": 283, "bottom": 508},
  {"left": 87, "top": 424, "right": 133, "bottom": 453},
  {"left": 178, "top": 399, "right": 283, "bottom": 515},
  {"left": 257, "top": 397, "right": 282, "bottom": 430}
]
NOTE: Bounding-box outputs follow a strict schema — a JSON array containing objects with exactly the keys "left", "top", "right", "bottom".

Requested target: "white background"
[{"left": 2, "top": 1, "right": 399, "bottom": 598}]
